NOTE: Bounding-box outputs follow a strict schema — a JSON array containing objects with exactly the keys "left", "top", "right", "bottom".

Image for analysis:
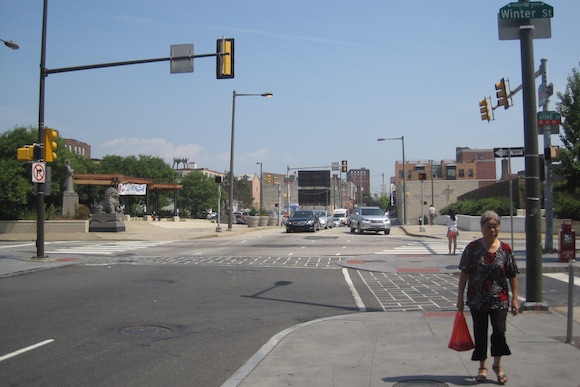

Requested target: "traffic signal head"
[
  {"left": 216, "top": 38, "right": 234, "bottom": 79},
  {"left": 273, "top": 176, "right": 277, "bottom": 184},
  {"left": 267, "top": 174, "right": 271, "bottom": 184},
  {"left": 341, "top": 160, "right": 348, "bottom": 173},
  {"left": 418, "top": 172, "right": 427, "bottom": 181},
  {"left": 44, "top": 128, "right": 58, "bottom": 162},
  {"left": 479, "top": 98, "right": 492, "bottom": 122},
  {"left": 17, "top": 145, "right": 37, "bottom": 162},
  {"left": 495, "top": 78, "right": 510, "bottom": 109}
]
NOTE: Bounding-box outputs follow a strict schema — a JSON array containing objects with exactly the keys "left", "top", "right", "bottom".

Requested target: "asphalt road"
[
  {"left": 0, "top": 265, "right": 359, "bottom": 386},
  {"left": 1, "top": 226, "right": 577, "bottom": 386}
]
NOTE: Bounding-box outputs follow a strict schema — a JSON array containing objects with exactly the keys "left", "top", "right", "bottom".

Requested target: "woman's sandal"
[
  {"left": 493, "top": 365, "right": 508, "bottom": 385},
  {"left": 476, "top": 367, "right": 487, "bottom": 382}
]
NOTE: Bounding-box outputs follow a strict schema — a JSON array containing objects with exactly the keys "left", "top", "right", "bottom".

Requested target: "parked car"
[
  {"left": 234, "top": 211, "right": 247, "bottom": 224},
  {"left": 332, "top": 215, "right": 342, "bottom": 227},
  {"left": 349, "top": 207, "right": 391, "bottom": 235},
  {"left": 286, "top": 210, "right": 321, "bottom": 233},
  {"left": 315, "top": 210, "right": 332, "bottom": 229}
]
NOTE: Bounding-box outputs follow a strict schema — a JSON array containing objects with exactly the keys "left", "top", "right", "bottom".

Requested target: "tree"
[
  {"left": 0, "top": 127, "right": 37, "bottom": 219},
  {"left": 556, "top": 64, "right": 580, "bottom": 192},
  {"left": 554, "top": 64, "right": 580, "bottom": 220},
  {"left": 178, "top": 171, "right": 218, "bottom": 218}
]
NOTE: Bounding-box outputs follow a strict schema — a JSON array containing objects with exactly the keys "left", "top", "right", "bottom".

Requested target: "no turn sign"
[{"left": 32, "top": 162, "right": 46, "bottom": 183}]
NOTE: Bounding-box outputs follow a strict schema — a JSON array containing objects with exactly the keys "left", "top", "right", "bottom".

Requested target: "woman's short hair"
[{"left": 480, "top": 210, "right": 501, "bottom": 226}]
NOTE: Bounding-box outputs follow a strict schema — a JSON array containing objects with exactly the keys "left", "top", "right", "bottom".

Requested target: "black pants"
[{"left": 470, "top": 309, "right": 511, "bottom": 361}]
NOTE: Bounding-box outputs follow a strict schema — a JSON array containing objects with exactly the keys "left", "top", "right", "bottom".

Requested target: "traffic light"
[
  {"left": 341, "top": 160, "right": 348, "bottom": 173},
  {"left": 216, "top": 38, "right": 234, "bottom": 79},
  {"left": 44, "top": 128, "right": 58, "bottom": 162},
  {"left": 267, "top": 174, "right": 271, "bottom": 184},
  {"left": 273, "top": 176, "right": 277, "bottom": 184},
  {"left": 495, "top": 78, "right": 510, "bottom": 109},
  {"left": 544, "top": 146, "right": 562, "bottom": 161},
  {"left": 17, "top": 145, "right": 37, "bottom": 162},
  {"left": 215, "top": 176, "right": 223, "bottom": 183},
  {"left": 418, "top": 172, "right": 427, "bottom": 181},
  {"left": 479, "top": 97, "right": 492, "bottom": 122}
]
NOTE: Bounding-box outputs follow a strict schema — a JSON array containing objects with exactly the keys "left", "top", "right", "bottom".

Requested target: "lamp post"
[
  {"left": 377, "top": 136, "right": 407, "bottom": 225},
  {"left": 1, "top": 38, "right": 19, "bottom": 50},
  {"left": 227, "top": 91, "right": 273, "bottom": 231},
  {"left": 256, "top": 161, "right": 263, "bottom": 212}
]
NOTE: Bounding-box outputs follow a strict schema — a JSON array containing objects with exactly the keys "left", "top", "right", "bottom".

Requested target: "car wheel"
[
  {"left": 286, "top": 229, "right": 291, "bottom": 233},
  {"left": 358, "top": 226, "right": 364, "bottom": 234},
  {"left": 385, "top": 229, "right": 390, "bottom": 235},
  {"left": 350, "top": 226, "right": 355, "bottom": 233}
]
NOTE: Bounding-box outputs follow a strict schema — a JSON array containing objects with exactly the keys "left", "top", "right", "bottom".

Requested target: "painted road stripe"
[{"left": 0, "top": 339, "right": 54, "bottom": 362}]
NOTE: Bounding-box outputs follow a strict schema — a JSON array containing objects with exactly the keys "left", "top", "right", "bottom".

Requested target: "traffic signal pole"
[
  {"left": 540, "top": 58, "right": 555, "bottom": 252},
  {"left": 35, "top": 0, "right": 49, "bottom": 259},
  {"left": 34, "top": 0, "right": 227, "bottom": 258},
  {"left": 519, "top": 12, "right": 546, "bottom": 310}
]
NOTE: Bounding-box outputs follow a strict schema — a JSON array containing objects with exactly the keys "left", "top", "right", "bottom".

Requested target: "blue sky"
[{"left": 1, "top": 0, "right": 577, "bottom": 194}]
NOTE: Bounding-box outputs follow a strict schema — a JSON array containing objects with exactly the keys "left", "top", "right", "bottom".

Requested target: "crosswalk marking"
[
  {"left": 375, "top": 240, "right": 468, "bottom": 255},
  {"left": 47, "top": 241, "right": 172, "bottom": 256},
  {"left": 544, "top": 273, "right": 580, "bottom": 287}
]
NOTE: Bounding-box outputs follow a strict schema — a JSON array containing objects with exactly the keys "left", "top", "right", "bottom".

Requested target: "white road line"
[
  {"left": 342, "top": 268, "right": 366, "bottom": 312},
  {"left": 0, "top": 339, "right": 54, "bottom": 362}
]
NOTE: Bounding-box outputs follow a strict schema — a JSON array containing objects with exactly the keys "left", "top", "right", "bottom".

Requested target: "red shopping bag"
[{"left": 448, "top": 311, "right": 475, "bottom": 351}]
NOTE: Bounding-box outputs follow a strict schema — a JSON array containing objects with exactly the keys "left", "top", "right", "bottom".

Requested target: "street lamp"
[
  {"left": 227, "top": 90, "right": 273, "bottom": 231},
  {"left": 0, "top": 38, "right": 19, "bottom": 50},
  {"left": 256, "top": 161, "right": 263, "bottom": 212},
  {"left": 377, "top": 136, "right": 407, "bottom": 225}
]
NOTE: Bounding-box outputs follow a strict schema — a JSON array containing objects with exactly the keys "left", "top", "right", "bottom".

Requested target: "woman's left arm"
[{"left": 509, "top": 276, "right": 519, "bottom": 315}]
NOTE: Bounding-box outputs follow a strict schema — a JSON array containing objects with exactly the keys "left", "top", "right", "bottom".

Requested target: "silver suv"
[{"left": 349, "top": 206, "right": 391, "bottom": 235}]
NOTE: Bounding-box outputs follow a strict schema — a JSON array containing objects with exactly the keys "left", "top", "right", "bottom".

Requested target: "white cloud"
[{"left": 97, "top": 137, "right": 205, "bottom": 163}]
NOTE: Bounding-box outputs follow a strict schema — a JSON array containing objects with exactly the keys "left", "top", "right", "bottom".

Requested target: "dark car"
[{"left": 286, "top": 210, "right": 321, "bottom": 233}]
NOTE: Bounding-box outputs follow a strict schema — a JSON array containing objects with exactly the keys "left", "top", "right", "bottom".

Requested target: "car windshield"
[
  {"left": 361, "top": 208, "right": 384, "bottom": 216},
  {"left": 292, "top": 211, "right": 313, "bottom": 218},
  {"left": 315, "top": 211, "right": 326, "bottom": 216}
]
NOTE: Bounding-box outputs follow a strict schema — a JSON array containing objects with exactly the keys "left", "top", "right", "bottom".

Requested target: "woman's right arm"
[{"left": 457, "top": 272, "right": 468, "bottom": 311}]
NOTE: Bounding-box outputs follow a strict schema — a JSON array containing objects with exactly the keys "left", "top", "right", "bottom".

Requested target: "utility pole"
[{"left": 518, "top": 3, "right": 545, "bottom": 309}]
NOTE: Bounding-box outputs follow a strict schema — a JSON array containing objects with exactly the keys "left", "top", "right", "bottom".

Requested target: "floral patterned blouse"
[{"left": 458, "top": 239, "right": 519, "bottom": 312}]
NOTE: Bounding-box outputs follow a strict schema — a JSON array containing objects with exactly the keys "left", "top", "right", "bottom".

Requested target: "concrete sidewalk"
[{"left": 1, "top": 221, "right": 578, "bottom": 386}]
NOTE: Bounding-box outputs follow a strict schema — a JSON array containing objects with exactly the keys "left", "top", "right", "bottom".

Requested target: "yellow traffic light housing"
[
  {"left": 495, "top": 78, "right": 510, "bottom": 109},
  {"left": 479, "top": 97, "right": 492, "bottom": 122},
  {"left": 17, "top": 145, "right": 36, "bottom": 162},
  {"left": 273, "top": 176, "right": 277, "bottom": 184},
  {"left": 341, "top": 160, "right": 348, "bottom": 173},
  {"left": 45, "top": 128, "right": 58, "bottom": 162},
  {"left": 267, "top": 174, "right": 272, "bottom": 184},
  {"left": 216, "top": 38, "right": 234, "bottom": 79}
]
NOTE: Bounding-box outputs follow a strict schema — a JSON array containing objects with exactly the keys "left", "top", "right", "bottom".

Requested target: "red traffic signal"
[{"left": 418, "top": 172, "right": 427, "bottom": 181}]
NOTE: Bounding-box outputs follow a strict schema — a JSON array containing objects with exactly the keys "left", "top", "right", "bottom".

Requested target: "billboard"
[
  {"left": 298, "top": 189, "right": 330, "bottom": 205},
  {"left": 298, "top": 170, "right": 330, "bottom": 187}
]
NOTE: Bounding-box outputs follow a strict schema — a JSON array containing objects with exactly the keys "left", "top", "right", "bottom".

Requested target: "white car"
[{"left": 315, "top": 210, "right": 332, "bottom": 229}]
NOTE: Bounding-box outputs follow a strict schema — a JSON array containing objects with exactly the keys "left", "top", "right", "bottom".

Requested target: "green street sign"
[
  {"left": 499, "top": 1, "right": 553, "bottom": 20},
  {"left": 537, "top": 111, "right": 561, "bottom": 125}
]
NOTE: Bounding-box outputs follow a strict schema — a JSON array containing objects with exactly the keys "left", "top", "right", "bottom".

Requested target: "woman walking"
[{"left": 457, "top": 210, "right": 519, "bottom": 384}]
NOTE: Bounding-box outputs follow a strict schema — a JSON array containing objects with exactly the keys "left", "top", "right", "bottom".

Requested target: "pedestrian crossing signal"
[{"left": 418, "top": 172, "right": 427, "bottom": 181}]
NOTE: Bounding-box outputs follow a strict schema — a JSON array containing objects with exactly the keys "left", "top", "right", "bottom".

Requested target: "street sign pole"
[
  {"left": 518, "top": 3, "right": 546, "bottom": 310},
  {"left": 540, "top": 58, "right": 555, "bottom": 252}
]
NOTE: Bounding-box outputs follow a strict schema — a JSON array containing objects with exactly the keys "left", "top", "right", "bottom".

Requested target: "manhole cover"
[
  {"left": 119, "top": 325, "right": 173, "bottom": 338},
  {"left": 393, "top": 381, "right": 448, "bottom": 387}
]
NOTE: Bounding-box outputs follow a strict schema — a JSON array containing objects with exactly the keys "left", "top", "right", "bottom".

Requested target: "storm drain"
[
  {"left": 393, "top": 381, "right": 448, "bottom": 387},
  {"left": 119, "top": 325, "right": 173, "bottom": 338}
]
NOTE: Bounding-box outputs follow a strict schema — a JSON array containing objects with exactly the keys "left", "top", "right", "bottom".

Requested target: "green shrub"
[{"left": 441, "top": 197, "right": 514, "bottom": 217}]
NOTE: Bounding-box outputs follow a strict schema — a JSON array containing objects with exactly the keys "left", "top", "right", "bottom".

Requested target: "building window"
[
  {"left": 399, "top": 170, "right": 404, "bottom": 179},
  {"left": 447, "top": 166, "right": 456, "bottom": 180},
  {"left": 468, "top": 169, "right": 474, "bottom": 177},
  {"left": 458, "top": 169, "right": 465, "bottom": 178}
]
